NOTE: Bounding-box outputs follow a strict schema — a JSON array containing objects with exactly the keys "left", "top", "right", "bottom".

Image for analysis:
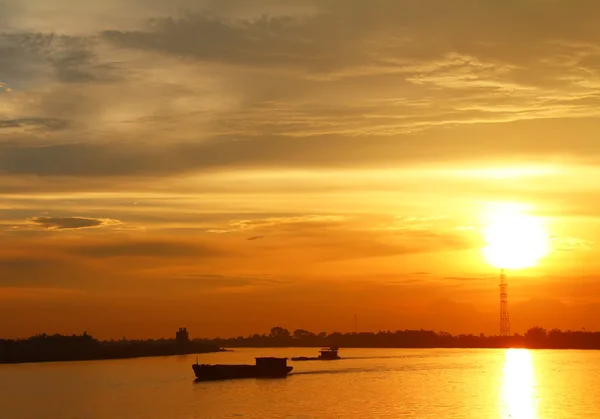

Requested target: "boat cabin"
[
  {"left": 255, "top": 357, "right": 289, "bottom": 368},
  {"left": 318, "top": 347, "right": 340, "bottom": 360}
]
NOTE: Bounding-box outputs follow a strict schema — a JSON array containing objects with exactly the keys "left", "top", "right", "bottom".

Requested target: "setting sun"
[{"left": 483, "top": 205, "right": 550, "bottom": 269}]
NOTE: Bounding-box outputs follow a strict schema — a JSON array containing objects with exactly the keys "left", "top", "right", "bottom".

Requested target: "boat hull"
[{"left": 193, "top": 364, "right": 293, "bottom": 381}]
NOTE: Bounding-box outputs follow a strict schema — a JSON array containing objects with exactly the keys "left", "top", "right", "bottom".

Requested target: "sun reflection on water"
[{"left": 500, "top": 349, "right": 539, "bottom": 419}]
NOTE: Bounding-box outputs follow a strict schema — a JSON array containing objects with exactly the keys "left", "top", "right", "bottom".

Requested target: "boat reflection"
[{"left": 500, "top": 349, "right": 539, "bottom": 419}]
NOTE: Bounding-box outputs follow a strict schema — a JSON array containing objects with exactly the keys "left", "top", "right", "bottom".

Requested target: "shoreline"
[{"left": 0, "top": 347, "right": 228, "bottom": 365}]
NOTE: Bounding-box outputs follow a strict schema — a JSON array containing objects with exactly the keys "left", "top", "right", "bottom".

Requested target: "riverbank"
[
  {"left": 0, "top": 334, "right": 225, "bottom": 364},
  {"left": 200, "top": 326, "right": 600, "bottom": 350}
]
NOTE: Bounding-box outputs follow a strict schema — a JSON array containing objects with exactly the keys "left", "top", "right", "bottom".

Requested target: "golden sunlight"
[
  {"left": 500, "top": 349, "right": 539, "bottom": 419},
  {"left": 482, "top": 204, "right": 550, "bottom": 269}
]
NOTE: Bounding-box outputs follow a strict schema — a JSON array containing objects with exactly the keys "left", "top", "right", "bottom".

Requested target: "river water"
[{"left": 0, "top": 347, "right": 598, "bottom": 418}]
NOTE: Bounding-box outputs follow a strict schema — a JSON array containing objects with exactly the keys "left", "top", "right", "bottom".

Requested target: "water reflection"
[{"left": 500, "top": 349, "right": 539, "bottom": 419}]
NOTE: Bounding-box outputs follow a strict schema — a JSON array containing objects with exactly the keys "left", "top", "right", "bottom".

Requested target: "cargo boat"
[
  {"left": 192, "top": 357, "right": 293, "bottom": 381},
  {"left": 291, "top": 346, "right": 341, "bottom": 361}
]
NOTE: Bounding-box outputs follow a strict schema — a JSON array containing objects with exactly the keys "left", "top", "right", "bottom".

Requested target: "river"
[{"left": 1, "top": 347, "right": 598, "bottom": 418}]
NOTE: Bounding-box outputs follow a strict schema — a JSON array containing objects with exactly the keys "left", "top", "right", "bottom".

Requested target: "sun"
[{"left": 482, "top": 204, "right": 550, "bottom": 269}]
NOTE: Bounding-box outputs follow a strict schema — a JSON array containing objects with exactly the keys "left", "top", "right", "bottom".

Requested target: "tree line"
[
  {"left": 4, "top": 326, "right": 600, "bottom": 364},
  {"left": 198, "top": 326, "right": 600, "bottom": 350},
  {"left": 0, "top": 332, "right": 222, "bottom": 364}
]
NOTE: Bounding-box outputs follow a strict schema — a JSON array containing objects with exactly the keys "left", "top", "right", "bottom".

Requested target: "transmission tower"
[{"left": 500, "top": 268, "right": 510, "bottom": 336}]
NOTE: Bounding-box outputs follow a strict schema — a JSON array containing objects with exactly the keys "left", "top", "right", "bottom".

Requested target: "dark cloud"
[
  {"left": 102, "top": 14, "right": 329, "bottom": 70},
  {"left": 92, "top": 0, "right": 600, "bottom": 156},
  {"left": 101, "top": 0, "right": 600, "bottom": 79},
  {"left": 30, "top": 216, "right": 116, "bottom": 230},
  {"left": 0, "top": 255, "right": 92, "bottom": 287},
  {"left": 0, "top": 33, "right": 120, "bottom": 84},
  {"left": 68, "top": 240, "right": 224, "bottom": 258},
  {"left": 0, "top": 118, "right": 69, "bottom": 131},
  {"left": 2, "top": 0, "right": 600, "bottom": 177},
  {"left": 0, "top": 256, "right": 61, "bottom": 273},
  {"left": 2, "top": 116, "right": 600, "bottom": 177},
  {"left": 172, "top": 273, "right": 287, "bottom": 289}
]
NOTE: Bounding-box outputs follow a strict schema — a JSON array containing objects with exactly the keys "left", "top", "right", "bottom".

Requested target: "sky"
[{"left": 2, "top": 0, "right": 600, "bottom": 339}]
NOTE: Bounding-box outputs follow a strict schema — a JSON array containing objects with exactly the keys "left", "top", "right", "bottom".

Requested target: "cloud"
[
  {"left": 0, "top": 214, "right": 474, "bottom": 283},
  {"left": 204, "top": 214, "right": 476, "bottom": 264},
  {"left": 444, "top": 275, "right": 493, "bottom": 282},
  {"left": 2, "top": 116, "right": 600, "bottom": 178},
  {"left": 0, "top": 256, "right": 62, "bottom": 272},
  {"left": 93, "top": 0, "right": 600, "bottom": 145},
  {"left": 550, "top": 235, "right": 595, "bottom": 251},
  {"left": 172, "top": 273, "right": 288, "bottom": 289},
  {"left": 100, "top": 1, "right": 600, "bottom": 77},
  {"left": 68, "top": 239, "right": 224, "bottom": 258},
  {"left": 0, "top": 81, "right": 12, "bottom": 92},
  {"left": 0, "top": 118, "right": 69, "bottom": 131},
  {"left": 2, "top": 0, "right": 600, "bottom": 182},
  {"left": 0, "top": 254, "right": 96, "bottom": 288},
  {"left": 29, "top": 216, "right": 120, "bottom": 230},
  {"left": 0, "top": 33, "right": 120, "bottom": 85},
  {"left": 227, "top": 215, "right": 348, "bottom": 232}
]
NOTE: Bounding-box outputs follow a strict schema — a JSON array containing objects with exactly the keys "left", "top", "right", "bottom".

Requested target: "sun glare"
[
  {"left": 483, "top": 204, "right": 550, "bottom": 269},
  {"left": 500, "top": 349, "right": 538, "bottom": 418}
]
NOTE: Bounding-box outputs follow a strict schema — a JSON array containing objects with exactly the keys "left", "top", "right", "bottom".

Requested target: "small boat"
[
  {"left": 192, "top": 357, "right": 293, "bottom": 381},
  {"left": 291, "top": 346, "right": 341, "bottom": 361}
]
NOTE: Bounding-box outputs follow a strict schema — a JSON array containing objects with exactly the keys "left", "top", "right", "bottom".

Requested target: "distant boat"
[
  {"left": 291, "top": 346, "right": 341, "bottom": 361},
  {"left": 192, "top": 357, "right": 293, "bottom": 381}
]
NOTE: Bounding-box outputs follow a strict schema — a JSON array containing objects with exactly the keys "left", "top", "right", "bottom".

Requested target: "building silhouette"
[{"left": 176, "top": 327, "right": 190, "bottom": 343}]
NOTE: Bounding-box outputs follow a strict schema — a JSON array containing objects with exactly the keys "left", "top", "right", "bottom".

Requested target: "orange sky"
[{"left": 2, "top": 0, "right": 600, "bottom": 339}]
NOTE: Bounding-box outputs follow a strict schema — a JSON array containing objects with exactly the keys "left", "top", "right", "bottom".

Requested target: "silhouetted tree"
[
  {"left": 269, "top": 326, "right": 291, "bottom": 339},
  {"left": 293, "top": 329, "right": 315, "bottom": 339},
  {"left": 525, "top": 326, "right": 547, "bottom": 342}
]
